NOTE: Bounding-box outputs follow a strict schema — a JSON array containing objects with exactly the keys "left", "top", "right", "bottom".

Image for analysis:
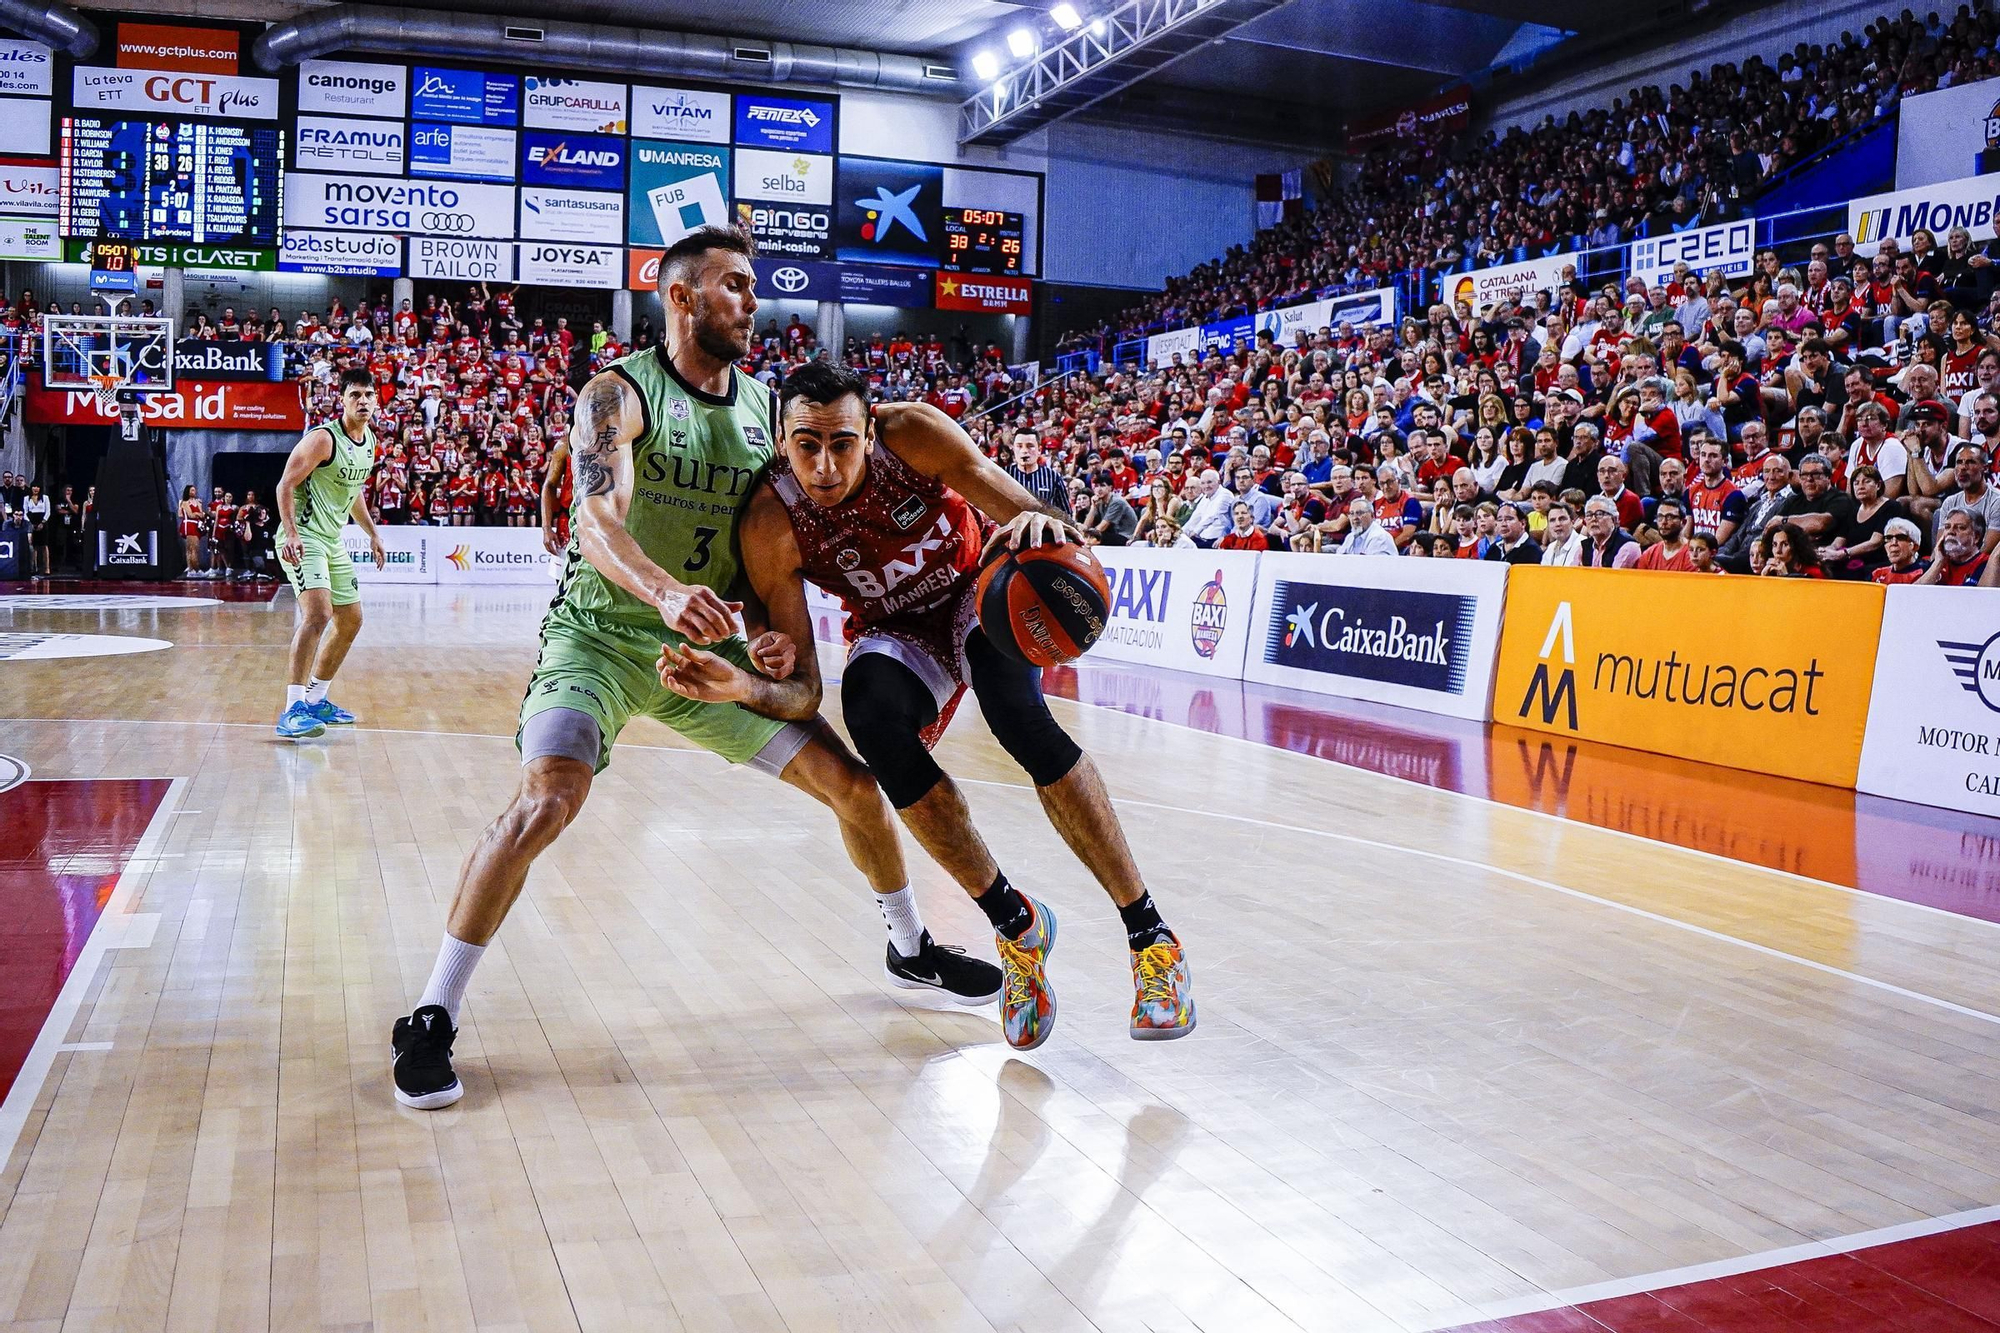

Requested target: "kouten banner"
[
  {"left": 1857, "top": 585, "right": 2000, "bottom": 814},
  {"left": 1089, "top": 546, "right": 1257, "bottom": 679},
  {"left": 1243, "top": 552, "right": 1507, "bottom": 720},
  {"left": 347, "top": 526, "right": 557, "bottom": 585},
  {"left": 1494, "top": 567, "right": 1883, "bottom": 787}
]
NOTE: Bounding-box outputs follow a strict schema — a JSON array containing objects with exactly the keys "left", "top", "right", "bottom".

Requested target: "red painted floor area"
[
  {"left": 1443, "top": 1221, "right": 2000, "bottom": 1331},
  {"left": 0, "top": 779, "right": 171, "bottom": 1102}
]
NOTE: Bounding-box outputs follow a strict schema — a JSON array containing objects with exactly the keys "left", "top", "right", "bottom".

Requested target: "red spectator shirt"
[
  {"left": 1603, "top": 487, "right": 1645, "bottom": 530},
  {"left": 1874, "top": 564, "right": 1926, "bottom": 585},
  {"left": 1219, "top": 528, "right": 1270, "bottom": 550},
  {"left": 1933, "top": 553, "right": 1989, "bottom": 586},
  {"left": 1374, "top": 493, "right": 1423, "bottom": 535},
  {"left": 1944, "top": 345, "right": 1983, "bottom": 401},
  {"left": 1685, "top": 476, "right": 1748, "bottom": 538}
]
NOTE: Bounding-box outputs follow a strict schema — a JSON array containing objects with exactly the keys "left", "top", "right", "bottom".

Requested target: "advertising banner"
[
  {"left": 298, "top": 59, "right": 406, "bottom": 118},
  {"left": 279, "top": 229, "right": 401, "bottom": 276},
  {"left": 1849, "top": 171, "right": 2000, "bottom": 256},
  {"left": 0, "top": 103, "right": 47, "bottom": 156},
  {"left": 285, "top": 173, "right": 515, "bottom": 238},
  {"left": 734, "top": 94, "right": 834, "bottom": 152},
  {"left": 1254, "top": 290, "right": 1395, "bottom": 345},
  {"left": 523, "top": 76, "right": 627, "bottom": 133},
  {"left": 411, "top": 65, "right": 518, "bottom": 126},
  {"left": 1628, "top": 220, "right": 1755, "bottom": 289},
  {"left": 1090, "top": 546, "right": 1257, "bottom": 679},
  {"left": 835, "top": 157, "right": 944, "bottom": 268},
  {"left": 1857, "top": 585, "right": 2000, "bottom": 815},
  {"left": 735, "top": 258, "right": 932, "bottom": 306},
  {"left": 1201, "top": 314, "right": 1255, "bottom": 353},
  {"left": 63, "top": 239, "right": 273, "bottom": 269},
  {"left": 628, "top": 139, "right": 730, "bottom": 247},
  {"left": 519, "top": 186, "right": 623, "bottom": 243},
  {"left": 631, "top": 85, "right": 729, "bottom": 143},
  {"left": 1145, "top": 326, "right": 1202, "bottom": 366},
  {"left": 0, "top": 216, "right": 57, "bottom": 259},
  {"left": 170, "top": 339, "right": 283, "bottom": 382},
  {"left": 935, "top": 273, "right": 1031, "bottom": 314},
  {"left": 116, "top": 23, "right": 238, "bottom": 75},
  {"left": 408, "top": 123, "right": 515, "bottom": 182},
  {"left": 1242, "top": 552, "right": 1507, "bottom": 720},
  {"left": 437, "top": 527, "right": 559, "bottom": 584},
  {"left": 521, "top": 130, "right": 626, "bottom": 190},
  {"left": 1894, "top": 75, "right": 2000, "bottom": 189},
  {"left": 71, "top": 66, "right": 278, "bottom": 119},
  {"left": 1347, "top": 84, "right": 1472, "bottom": 148},
  {"left": 0, "top": 40, "right": 53, "bottom": 97},
  {"left": 344, "top": 524, "right": 432, "bottom": 585},
  {"left": 408, "top": 235, "right": 514, "bottom": 281},
  {"left": 1493, "top": 567, "right": 1883, "bottom": 787},
  {"left": 734, "top": 148, "right": 832, "bottom": 204},
  {"left": 26, "top": 377, "right": 304, "bottom": 430},
  {"left": 0, "top": 157, "right": 57, "bottom": 217},
  {"left": 293, "top": 115, "right": 405, "bottom": 175},
  {"left": 1439, "top": 252, "right": 1579, "bottom": 312},
  {"left": 518, "top": 241, "right": 622, "bottom": 289}
]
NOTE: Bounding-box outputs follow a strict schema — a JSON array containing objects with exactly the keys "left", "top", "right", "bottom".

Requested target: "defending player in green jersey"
[
  {"left": 387, "top": 226, "right": 1002, "bottom": 1111},
  {"left": 273, "top": 367, "right": 386, "bottom": 740}
]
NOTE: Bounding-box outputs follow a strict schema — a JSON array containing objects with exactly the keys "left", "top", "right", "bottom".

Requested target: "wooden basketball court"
[{"left": 4, "top": 584, "right": 2000, "bottom": 1332}]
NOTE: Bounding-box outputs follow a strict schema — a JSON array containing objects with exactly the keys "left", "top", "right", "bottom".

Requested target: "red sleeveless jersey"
[{"left": 767, "top": 437, "right": 990, "bottom": 637}]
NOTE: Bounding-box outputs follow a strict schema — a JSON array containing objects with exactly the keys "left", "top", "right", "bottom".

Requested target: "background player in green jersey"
[
  {"left": 273, "top": 367, "right": 385, "bottom": 740},
  {"left": 388, "top": 227, "right": 999, "bottom": 1110}
]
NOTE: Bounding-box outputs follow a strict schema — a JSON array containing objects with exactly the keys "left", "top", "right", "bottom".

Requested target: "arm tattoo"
[{"left": 573, "top": 380, "right": 623, "bottom": 498}]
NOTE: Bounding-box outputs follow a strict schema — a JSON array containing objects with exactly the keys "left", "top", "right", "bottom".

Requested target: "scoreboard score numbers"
[{"left": 941, "top": 207, "right": 1023, "bottom": 276}]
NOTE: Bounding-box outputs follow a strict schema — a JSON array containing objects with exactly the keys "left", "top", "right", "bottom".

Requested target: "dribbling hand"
[
  {"left": 655, "top": 586, "right": 740, "bottom": 645},
  {"left": 657, "top": 641, "right": 746, "bottom": 704},
  {"left": 983, "top": 510, "right": 1081, "bottom": 560},
  {"left": 748, "top": 631, "right": 796, "bottom": 680}
]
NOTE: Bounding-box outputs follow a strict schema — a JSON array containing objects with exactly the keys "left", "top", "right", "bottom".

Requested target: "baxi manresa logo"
[
  {"left": 1189, "top": 570, "right": 1227, "bottom": 659},
  {"left": 1941, "top": 633, "right": 2000, "bottom": 712}
]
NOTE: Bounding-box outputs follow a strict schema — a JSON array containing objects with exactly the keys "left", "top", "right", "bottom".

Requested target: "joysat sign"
[{"left": 935, "top": 273, "right": 1031, "bottom": 314}]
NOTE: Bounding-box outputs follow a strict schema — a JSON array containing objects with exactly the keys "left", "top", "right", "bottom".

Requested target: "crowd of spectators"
[
  {"left": 1060, "top": 5, "right": 2000, "bottom": 348},
  {"left": 981, "top": 222, "right": 2000, "bottom": 586}
]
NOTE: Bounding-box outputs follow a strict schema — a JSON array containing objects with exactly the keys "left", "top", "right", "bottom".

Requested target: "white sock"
[
  {"left": 417, "top": 934, "right": 486, "bottom": 1023},
  {"left": 877, "top": 887, "right": 924, "bottom": 957},
  {"left": 305, "top": 677, "right": 330, "bottom": 705},
  {"left": 285, "top": 684, "right": 307, "bottom": 709}
]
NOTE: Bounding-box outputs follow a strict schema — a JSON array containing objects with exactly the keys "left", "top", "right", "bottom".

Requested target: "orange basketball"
[{"left": 975, "top": 540, "right": 1112, "bottom": 667}]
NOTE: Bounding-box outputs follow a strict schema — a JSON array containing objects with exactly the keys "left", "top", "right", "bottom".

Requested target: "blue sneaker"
[
  {"left": 307, "top": 698, "right": 357, "bottom": 726},
  {"left": 275, "top": 701, "right": 326, "bottom": 740}
]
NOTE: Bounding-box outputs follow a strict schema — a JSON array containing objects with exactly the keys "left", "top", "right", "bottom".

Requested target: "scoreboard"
[
  {"left": 941, "top": 207, "right": 1023, "bottom": 275},
  {"left": 60, "top": 117, "right": 283, "bottom": 246}
]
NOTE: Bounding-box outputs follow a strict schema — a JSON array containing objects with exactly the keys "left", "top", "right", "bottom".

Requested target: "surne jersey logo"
[{"left": 841, "top": 511, "right": 952, "bottom": 599}]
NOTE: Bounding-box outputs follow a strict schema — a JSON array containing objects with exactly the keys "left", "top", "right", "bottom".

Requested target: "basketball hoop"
[{"left": 88, "top": 373, "right": 125, "bottom": 418}]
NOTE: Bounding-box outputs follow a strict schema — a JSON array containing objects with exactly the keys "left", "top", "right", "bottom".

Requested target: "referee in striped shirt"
[{"left": 1007, "top": 431, "right": 1069, "bottom": 513}]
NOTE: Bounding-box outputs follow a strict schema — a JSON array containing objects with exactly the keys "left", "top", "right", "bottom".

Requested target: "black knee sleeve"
[
  {"left": 966, "top": 630, "right": 1082, "bottom": 788},
  {"left": 841, "top": 652, "right": 946, "bottom": 809}
]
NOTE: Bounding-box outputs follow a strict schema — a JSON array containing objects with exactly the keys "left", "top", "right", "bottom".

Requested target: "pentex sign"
[{"left": 935, "top": 273, "right": 1030, "bottom": 314}]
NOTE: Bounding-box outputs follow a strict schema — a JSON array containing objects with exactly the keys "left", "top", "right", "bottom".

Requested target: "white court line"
[
  {"left": 1414, "top": 1202, "right": 2000, "bottom": 1330},
  {"left": 0, "top": 775, "right": 185, "bottom": 1175},
  {"left": 54, "top": 1043, "right": 112, "bottom": 1054}
]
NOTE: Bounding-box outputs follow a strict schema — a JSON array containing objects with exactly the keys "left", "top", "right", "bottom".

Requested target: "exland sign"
[{"left": 65, "top": 240, "right": 275, "bottom": 270}]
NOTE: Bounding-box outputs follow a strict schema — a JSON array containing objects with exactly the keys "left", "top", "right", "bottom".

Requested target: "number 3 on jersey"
[{"left": 685, "top": 526, "right": 717, "bottom": 572}]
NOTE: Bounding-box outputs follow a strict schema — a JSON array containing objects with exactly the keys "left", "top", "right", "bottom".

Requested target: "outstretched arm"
[
  {"left": 274, "top": 426, "right": 334, "bottom": 564},
  {"left": 571, "top": 371, "right": 738, "bottom": 643},
  {"left": 658, "top": 485, "right": 823, "bottom": 721},
  {"left": 875, "top": 401, "right": 1081, "bottom": 550}
]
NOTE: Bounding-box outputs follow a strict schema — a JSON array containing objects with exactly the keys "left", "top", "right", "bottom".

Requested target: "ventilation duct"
[
  {"left": 253, "top": 4, "right": 961, "bottom": 94},
  {"left": 0, "top": 0, "right": 96, "bottom": 59}
]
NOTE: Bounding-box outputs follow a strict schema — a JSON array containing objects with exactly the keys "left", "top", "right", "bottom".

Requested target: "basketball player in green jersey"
[
  {"left": 273, "top": 367, "right": 385, "bottom": 740},
  {"left": 388, "top": 227, "right": 999, "bottom": 1110}
]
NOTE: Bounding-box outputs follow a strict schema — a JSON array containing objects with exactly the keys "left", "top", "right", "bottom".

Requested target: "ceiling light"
[
  {"left": 1007, "top": 27, "right": 1037, "bottom": 57},
  {"left": 1090, "top": 18, "right": 1107, "bottom": 35},
  {"left": 970, "top": 50, "right": 1000, "bottom": 80},
  {"left": 1051, "top": 3, "right": 1083, "bottom": 29}
]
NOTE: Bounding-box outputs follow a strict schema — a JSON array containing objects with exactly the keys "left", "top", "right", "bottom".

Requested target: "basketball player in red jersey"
[
  {"left": 539, "top": 434, "right": 573, "bottom": 554},
  {"left": 657, "top": 359, "right": 1194, "bottom": 1049}
]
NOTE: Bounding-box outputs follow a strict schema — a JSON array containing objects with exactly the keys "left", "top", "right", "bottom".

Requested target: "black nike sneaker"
[
  {"left": 391, "top": 1004, "right": 464, "bottom": 1109},
  {"left": 886, "top": 931, "right": 1004, "bottom": 1006}
]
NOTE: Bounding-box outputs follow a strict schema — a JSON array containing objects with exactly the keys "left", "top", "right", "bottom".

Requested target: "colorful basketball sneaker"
[
  {"left": 307, "top": 697, "right": 357, "bottom": 726},
  {"left": 994, "top": 895, "right": 1057, "bottom": 1050},
  {"left": 275, "top": 700, "right": 326, "bottom": 740},
  {"left": 1129, "top": 937, "right": 1195, "bottom": 1040}
]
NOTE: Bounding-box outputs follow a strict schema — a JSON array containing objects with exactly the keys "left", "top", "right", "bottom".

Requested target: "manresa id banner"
[{"left": 1495, "top": 566, "right": 1884, "bottom": 787}]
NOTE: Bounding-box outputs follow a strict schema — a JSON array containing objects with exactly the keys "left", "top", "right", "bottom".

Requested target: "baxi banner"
[
  {"left": 1894, "top": 74, "right": 2000, "bottom": 188},
  {"left": 1243, "top": 552, "right": 1507, "bottom": 720},
  {"left": 1089, "top": 546, "right": 1257, "bottom": 679},
  {"left": 1857, "top": 584, "right": 2000, "bottom": 815},
  {"left": 1493, "top": 566, "right": 1883, "bottom": 787}
]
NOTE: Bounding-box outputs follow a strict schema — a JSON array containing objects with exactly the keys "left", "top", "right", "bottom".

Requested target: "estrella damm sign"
[{"left": 1492, "top": 566, "right": 1885, "bottom": 788}]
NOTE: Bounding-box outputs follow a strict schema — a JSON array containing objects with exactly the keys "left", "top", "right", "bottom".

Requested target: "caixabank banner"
[
  {"left": 1494, "top": 567, "right": 1884, "bottom": 787},
  {"left": 1858, "top": 585, "right": 2000, "bottom": 814}
]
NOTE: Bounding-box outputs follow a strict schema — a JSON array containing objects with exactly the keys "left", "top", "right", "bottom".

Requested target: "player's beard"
[{"left": 689, "top": 293, "right": 752, "bottom": 363}]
